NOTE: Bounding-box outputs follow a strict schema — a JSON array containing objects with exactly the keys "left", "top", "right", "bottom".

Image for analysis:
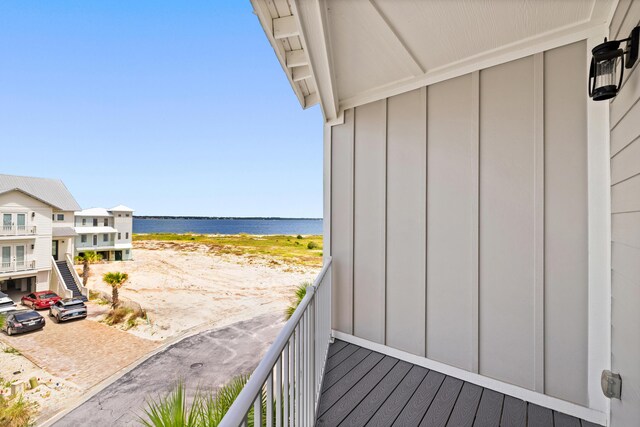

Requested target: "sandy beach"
[{"left": 83, "top": 239, "right": 320, "bottom": 340}]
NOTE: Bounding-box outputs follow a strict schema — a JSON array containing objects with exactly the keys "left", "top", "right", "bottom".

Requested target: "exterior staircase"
[{"left": 55, "top": 260, "right": 88, "bottom": 302}]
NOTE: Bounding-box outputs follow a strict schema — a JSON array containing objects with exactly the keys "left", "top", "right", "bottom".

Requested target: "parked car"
[
  {"left": 2, "top": 310, "right": 45, "bottom": 336},
  {"left": 0, "top": 292, "right": 18, "bottom": 314},
  {"left": 49, "top": 298, "right": 87, "bottom": 323},
  {"left": 21, "top": 291, "right": 62, "bottom": 310}
]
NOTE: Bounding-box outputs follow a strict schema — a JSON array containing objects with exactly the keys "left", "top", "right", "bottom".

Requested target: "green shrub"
[
  {"left": 306, "top": 241, "right": 318, "bottom": 250},
  {"left": 0, "top": 395, "right": 37, "bottom": 427},
  {"left": 285, "top": 283, "right": 311, "bottom": 320},
  {"left": 296, "top": 235, "right": 303, "bottom": 239},
  {"left": 139, "top": 376, "right": 266, "bottom": 427},
  {"left": 104, "top": 307, "right": 132, "bottom": 325}
]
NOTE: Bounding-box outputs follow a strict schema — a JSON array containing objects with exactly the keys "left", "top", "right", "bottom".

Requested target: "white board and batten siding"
[
  {"left": 609, "top": 1, "right": 640, "bottom": 426},
  {"left": 330, "top": 41, "right": 592, "bottom": 407}
]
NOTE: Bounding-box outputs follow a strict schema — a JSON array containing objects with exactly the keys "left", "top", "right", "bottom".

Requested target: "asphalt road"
[{"left": 50, "top": 313, "right": 284, "bottom": 427}]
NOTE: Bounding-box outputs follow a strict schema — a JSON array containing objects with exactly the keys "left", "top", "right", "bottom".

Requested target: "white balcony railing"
[
  {"left": 76, "top": 240, "right": 115, "bottom": 249},
  {"left": 219, "top": 257, "right": 332, "bottom": 427},
  {"left": 0, "top": 259, "right": 36, "bottom": 274},
  {"left": 0, "top": 225, "right": 37, "bottom": 236}
]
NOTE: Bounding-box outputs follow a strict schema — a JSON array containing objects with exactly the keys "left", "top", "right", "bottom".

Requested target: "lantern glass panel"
[{"left": 595, "top": 57, "right": 619, "bottom": 89}]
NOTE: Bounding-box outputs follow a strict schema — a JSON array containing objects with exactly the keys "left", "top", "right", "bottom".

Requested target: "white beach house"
[
  {"left": 220, "top": 1, "right": 640, "bottom": 426},
  {"left": 0, "top": 174, "right": 133, "bottom": 301},
  {"left": 74, "top": 205, "right": 134, "bottom": 261}
]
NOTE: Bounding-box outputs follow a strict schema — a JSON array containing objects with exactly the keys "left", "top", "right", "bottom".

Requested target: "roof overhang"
[
  {"left": 0, "top": 188, "right": 65, "bottom": 211},
  {"left": 253, "top": 0, "right": 617, "bottom": 120}
]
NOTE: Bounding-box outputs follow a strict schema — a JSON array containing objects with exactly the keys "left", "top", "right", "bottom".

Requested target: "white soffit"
[
  {"left": 251, "top": 0, "right": 321, "bottom": 112},
  {"left": 253, "top": 0, "right": 616, "bottom": 119}
]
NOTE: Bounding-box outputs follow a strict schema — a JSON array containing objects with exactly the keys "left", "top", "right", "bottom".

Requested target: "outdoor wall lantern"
[{"left": 589, "top": 26, "right": 639, "bottom": 101}]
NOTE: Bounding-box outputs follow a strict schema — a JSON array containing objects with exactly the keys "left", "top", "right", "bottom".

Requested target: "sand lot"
[{"left": 83, "top": 240, "right": 320, "bottom": 341}]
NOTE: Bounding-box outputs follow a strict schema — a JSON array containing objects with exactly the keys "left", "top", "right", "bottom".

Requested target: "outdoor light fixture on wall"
[{"left": 589, "top": 26, "right": 639, "bottom": 101}]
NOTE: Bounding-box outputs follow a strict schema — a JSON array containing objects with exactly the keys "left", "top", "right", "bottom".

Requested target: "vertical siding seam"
[
  {"left": 351, "top": 108, "right": 356, "bottom": 336},
  {"left": 383, "top": 99, "right": 388, "bottom": 347},
  {"left": 384, "top": 98, "right": 388, "bottom": 347},
  {"left": 423, "top": 85, "right": 428, "bottom": 358},
  {"left": 471, "top": 70, "right": 481, "bottom": 374},
  {"left": 534, "top": 52, "right": 545, "bottom": 394}
]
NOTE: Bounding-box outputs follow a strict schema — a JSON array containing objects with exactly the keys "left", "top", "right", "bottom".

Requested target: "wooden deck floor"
[{"left": 316, "top": 340, "right": 602, "bottom": 427}]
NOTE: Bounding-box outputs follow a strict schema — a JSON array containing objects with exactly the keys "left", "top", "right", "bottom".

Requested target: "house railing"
[
  {"left": 0, "top": 225, "right": 37, "bottom": 236},
  {"left": 66, "top": 253, "right": 88, "bottom": 297},
  {"left": 0, "top": 259, "right": 36, "bottom": 274},
  {"left": 219, "top": 257, "right": 332, "bottom": 427},
  {"left": 76, "top": 239, "right": 116, "bottom": 248},
  {"left": 51, "top": 256, "right": 73, "bottom": 299}
]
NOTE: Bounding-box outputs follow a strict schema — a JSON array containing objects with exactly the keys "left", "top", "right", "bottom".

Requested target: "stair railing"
[
  {"left": 66, "top": 253, "right": 87, "bottom": 298},
  {"left": 51, "top": 257, "right": 73, "bottom": 299}
]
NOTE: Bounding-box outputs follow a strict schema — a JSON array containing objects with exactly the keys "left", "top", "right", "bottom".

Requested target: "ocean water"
[{"left": 133, "top": 218, "right": 323, "bottom": 235}]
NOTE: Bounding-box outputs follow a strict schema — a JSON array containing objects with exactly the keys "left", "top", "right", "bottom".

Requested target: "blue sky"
[{"left": 0, "top": 1, "right": 323, "bottom": 217}]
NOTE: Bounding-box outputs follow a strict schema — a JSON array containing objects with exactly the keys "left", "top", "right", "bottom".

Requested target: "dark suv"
[
  {"left": 2, "top": 310, "right": 45, "bottom": 335},
  {"left": 49, "top": 298, "right": 87, "bottom": 322}
]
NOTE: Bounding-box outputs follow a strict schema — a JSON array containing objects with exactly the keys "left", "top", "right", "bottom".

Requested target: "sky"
[{"left": 0, "top": 1, "right": 323, "bottom": 217}]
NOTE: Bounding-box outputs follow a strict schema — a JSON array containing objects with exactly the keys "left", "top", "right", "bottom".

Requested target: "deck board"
[
  {"left": 527, "top": 404, "right": 554, "bottom": 427},
  {"left": 500, "top": 396, "right": 527, "bottom": 427},
  {"left": 316, "top": 340, "right": 603, "bottom": 427},
  {"left": 317, "top": 356, "right": 397, "bottom": 426},
  {"left": 366, "top": 365, "right": 428, "bottom": 427},
  {"left": 392, "top": 370, "right": 445, "bottom": 426},
  {"left": 322, "top": 347, "right": 372, "bottom": 391},
  {"left": 419, "top": 376, "right": 463, "bottom": 427},
  {"left": 340, "top": 360, "right": 412, "bottom": 427},
  {"left": 317, "top": 351, "right": 384, "bottom": 416},
  {"left": 446, "top": 382, "right": 483, "bottom": 427}
]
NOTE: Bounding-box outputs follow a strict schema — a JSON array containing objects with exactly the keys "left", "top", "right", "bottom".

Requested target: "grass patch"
[
  {"left": 125, "top": 308, "right": 148, "bottom": 330},
  {"left": 134, "top": 233, "right": 324, "bottom": 268},
  {"left": 3, "top": 347, "right": 20, "bottom": 355},
  {"left": 104, "top": 307, "right": 133, "bottom": 326},
  {"left": 0, "top": 395, "right": 37, "bottom": 427}
]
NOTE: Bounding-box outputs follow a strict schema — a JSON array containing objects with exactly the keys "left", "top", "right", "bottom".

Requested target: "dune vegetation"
[{"left": 133, "top": 233, "right": 323, "bottom": 267}]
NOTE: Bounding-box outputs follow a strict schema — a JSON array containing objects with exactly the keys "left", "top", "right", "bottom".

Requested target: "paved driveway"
[
  {"left": 51, "top": 313, "right": 284, "bottom": 427},
  {"left": 0, "top": 307, "right": 159, "bottom": 388}
]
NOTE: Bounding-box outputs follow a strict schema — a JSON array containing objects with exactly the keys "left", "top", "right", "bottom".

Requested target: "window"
[
  {"left": 93, "top": 218, "right": 98, "bottom": 226},
  {"left": 126, "top": 214, "right": 130, "bottom": 217},
  {"left": 118, "top": 233, "right": 121, "bottom": 240},
  {"left": 81, "top": 235, "right": 87, "bottom": 243},
  {"left": 118, "top": 214, "right": 122, "bottom": 217},
  {"left": 82, "top": 218, "right": 86, "bottom": 225},
  {"left": 93, "top": 235, "right": 97, "bottom": 245},
  {"left": 103, "top": 218, "right": 108, "bottom": 226},
  {"left": 125, "top": 250, "right": 130, "bottom": 255},
  {"left": 51, "top": 214, "right": 55, "bottom": 221},
  {"left": 103, "top": 234, "right": 108, "bottom": 242},
  {"left": 56, "top": 214, "right": 64, "bottom": 221},
  {"left": 125, "top": 232, "right": 129, "bottom": 239}
]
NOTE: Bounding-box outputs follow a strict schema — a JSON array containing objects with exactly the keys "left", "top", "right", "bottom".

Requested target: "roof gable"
[{"left": 0, "top": 175, "right": 81, "bottom": 211}]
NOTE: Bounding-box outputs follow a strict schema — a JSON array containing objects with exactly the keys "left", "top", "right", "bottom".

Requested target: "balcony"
[
  {"left": 218, "top": 258, "right": 603, "bottom": 426},
  {"left": 0, "top": 259, "right": 36, "bottom": 274},
  {"left": 76, "top": 239, "right": 116, "bottom": 249},
  {"left": 0, "top": 225, "right": 37, "bottom": 237}
]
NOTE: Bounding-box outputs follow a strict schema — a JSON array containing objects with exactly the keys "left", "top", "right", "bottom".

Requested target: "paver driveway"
[
  {"left": 52, "top": 313, "right": 284, "bottom": 427},
  {"left": 0, "top": 307, "right": 159, "bottom": 388}
]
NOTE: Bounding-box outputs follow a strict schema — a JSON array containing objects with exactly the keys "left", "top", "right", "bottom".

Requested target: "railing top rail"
[{"left": 219, "top": 256, "right": 332, "bottom": 427}]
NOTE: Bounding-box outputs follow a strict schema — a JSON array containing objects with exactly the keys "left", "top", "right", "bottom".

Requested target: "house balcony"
[
  {"left": 76, "top": 240, "right": 116, "bottom": 250},
  {"left": 218, "top": 258, "right": 603, "bottom": 427},
  {"left": 0, "top": 259, "right": 36, "bottom": 274},
  {"left": 0, "top": 225, "right": 37, "bottom": 237}
]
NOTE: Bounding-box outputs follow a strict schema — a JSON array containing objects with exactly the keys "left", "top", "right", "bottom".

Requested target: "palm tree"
[
  {"left": 75, "top": 251, "right": 102, "bottom": 286},
  {"left": 103, "top": 272, "right": 129, "bottom": 308},
  {"left": 285, "top": 282, "right": 311, "bottom": 320}
]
